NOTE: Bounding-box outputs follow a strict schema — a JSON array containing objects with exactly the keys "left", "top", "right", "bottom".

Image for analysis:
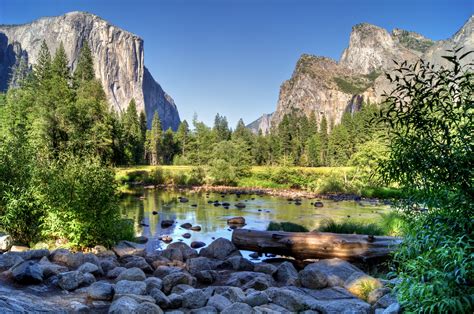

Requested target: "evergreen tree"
[
  {"left": 146, "top": 111, "right": 162, "bottom": 165},
  {"left": 73, "top": 41, "right": 95, "bottom": 87},
  {"left": 327, "top": 124, "right": 351, "bottom": 166},
  {"left": 212, "top": 113, "right": 231, "bottom": 142},
  {"left": 34, "top": 40, "right": 52, "bottom": 85},
  {"left": 51, "top": 42, "right": 70, "bottom": 79},
  {"left": 121, "top": 99, "right": 142, "bottom": 164},
  {"left": 176, "top": 120, "right": 190, "bottom": 158},
  {"left": 306, "top": 133, "right": 322, "bottom": 167},
  {"left": 319, "top": 115, "right": 329, "bottom": 165},
  {"left": 162, "top": 128, "right": 177, "bottom": 164}
]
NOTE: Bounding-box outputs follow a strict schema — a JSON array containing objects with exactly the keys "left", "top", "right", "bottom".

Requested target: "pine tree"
[
  {"left": 162, "top": 128, "right": 177, "bottom": 164},
  {"left": 319, "top": 115, "right": 329, "bottom": 165},
  {"left": 34, "top": 40, "right": 52, "bottom": 85},
  {"left": 51, "top": 42, "right": 70, "bottom": 79},
  {"left": 213, "top": 113, "right": 231, "bottom": 142},
  {"left": 73, "top": 41, "right": 95, "bottom": 87},
  {"left": 176, "top": 120, "right": 189, "bottom": 157},
  {"left": 122, "top": 99, "right": 142, "bottom": 164},
  {"left": 146, "top": 111, "right": 162, "bottom": 165}
]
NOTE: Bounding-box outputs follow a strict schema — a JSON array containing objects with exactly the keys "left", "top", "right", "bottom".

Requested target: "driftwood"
[{"left": 232, "top": 229, "right": 402, "bottom": 262}]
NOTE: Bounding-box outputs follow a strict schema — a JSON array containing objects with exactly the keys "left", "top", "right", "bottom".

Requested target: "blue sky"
[{"left": 1, "top": 0, "right": 472, "bottom": 127}]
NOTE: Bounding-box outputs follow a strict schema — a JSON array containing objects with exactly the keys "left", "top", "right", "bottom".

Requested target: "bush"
[
  {"left": 317, "top": 219, "right": 385, "bottom": 235},
  {"left": 187, "top": 166, "right": 206, "bottom": 186},
  {"left": 267, "top": 221, "right": 309, "bottom": 232},
  {"left": 208, "top": 159, "right": 238, "bottom": 186},
  {"left": 379, "top": 211, "right": 406, "bottom": 236},
  {"left": 147, "top": 167, "right": 164, "bottom": 185}
]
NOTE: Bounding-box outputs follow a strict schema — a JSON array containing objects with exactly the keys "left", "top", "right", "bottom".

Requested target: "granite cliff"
[{"left": 0, "top": 11, "right": 180, "bottom": 130}]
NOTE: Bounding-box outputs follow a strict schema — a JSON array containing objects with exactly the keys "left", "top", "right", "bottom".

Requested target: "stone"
[
  {"left": 171, "top": 284, "right": 194, "bottom": 295},
  {"left": 374, "top": 294, "right": 397, "bottom": 309},
  {"left": 167, "top": 242, "right": 198, "bottom": 261},
  {"left": 109, "top": 296, "right": 140, "bottom": 314},
  {"left": 161, "top": 248, "right": 184, "bottom": 262},
  {"left": 235, "top": 203, "right": 246, "bottom": 209},
  {"left": 161, "top": 220, "right": 175, "bottom": 228},
  {"left": 50, "top": 249, "right": 84, "bottom": 269},
  {"left": 19, "top": 249, "right": 50, "bottom": 260},
  {"left": 221, "top": 302, "right": 254, "bottom": 314},
  {"left": 227, "top": 217, "right": 246, "bottom": 225},
  {"left": 299, "top": 264, "right": 329, "bottom": 289},
  {"left": 190, "top": 226, "right": 201, "bottom": 231},
  {"left": 150, "top": 288, "right": 171, "bottom": 309},
  {"left": 254, "top": 303, "right": 291, "bottom": 313},
  {"left": 112, "top": 241, "right": 146, "bottom": 258},
  {"left": 10, "top": 260, "right": 43, "bottom": 284},
  {"left": 181, "top": 288, "right": 208, "bottom": 309},
  {"left": 116, "top": 267, "right": 146, "bottom": 282},
  {"left": 160, "top": 235, "right": 173, "bottom": 243},
  {"left": 190, "top": 306, "right": 217, "bottom": 314},
  {"left": 264, "top": 288, "right": 311, "bottom": 312},
  {"left": 107, "top": 267, "right": 127, "bottom": 279},
  {"left": 0, "top": 252, "right": 23, "bottom": 269},
  {"left": 186, "top": 257, "right": 212, "bottom": 275},
  {"left": 122, "top": 255, "right": 153, "bottom": 273},
  {"left": 101, "top": 258, "right": 120, "bottom": 274},
  {"left": 113, "top": 294, "right": 155, "bottom": 304},
  {"left": 367, "top": 287, "right": 391, "bottom": 304},
  {"left": 226, "top": 271, "right": 275, "bottom": 291},
  {"left": 82, "top": 272, "right": 96, "bottom": 286},
  {"left": 136, "top": 302, "right": 163, "bottom": 314},
  {"left": 88, "top": 281, "right": 114, "bottom": 300},
  {"left": 383, "top": 302, "right": 400, "bottom": 314},
  {"left": 168, "top": 293, "right": 184, "bottom": 309},
  {"left": 145, "top": 277, "right": 163, "bottom": 293},
  {"left": 226, "top": 256, "right": 254, "bottom": 271},
  {"left": 199, "top": 238, "right": 241, "bottom": 260},
  {"left": 304, "top": 258, "right": 363, "bottom": 287},
  {"left": 182, "top": 233, "right": 191, "bottom": 239},
  {"left": 180, "top": 223, "right": 192, "bottom": 229},
  {"left": 195, "top": 270, "right": 217, "bottom": 284},
  {"left": 310, "top": 298, "right": 371, "bottom": 313},
  {"left": 58, "top": 271, "right": 84, "bottom": 291},
  {"left": 134, "top": 236, "right": 149, "bottom": 244},
  {"left": 0, "top": 234, "right": 12, "bottom": 252},
  {"left": 220, "top": 287, "right": 246, "bottom": 303},
  {"left": 78, "top": 262, "right": 101, "bottom": 275},
  {"left": 207, "top": 294, "right": 232, "bottom": 311},
  {"left": 190, "top": 241, "right": 206, "bottom": 249},
  {"left": 153, "top": 266, "right": 182, "bottom": 279},
  {"left": 275, "top": 261, "right": 299, "bottom": 286},
  {"left": 162, "top": 272, "right": 196, "bottom": 294},
  {"left": 38, "top": 257, "right": 68, "bottom": 278},
  {"left": 243, "top": 291, "right": 269, "bottom": 307},
  {"left": 254, "top": 263, "right": 277, "bottom": 275},
  {"left": 115, "top": 280, "right": 147, "bottom": 295}
]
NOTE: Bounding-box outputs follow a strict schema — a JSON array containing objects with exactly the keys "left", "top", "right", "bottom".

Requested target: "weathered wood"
[{"left": 232, "top": 229, "right": 402, "bottom": 262}]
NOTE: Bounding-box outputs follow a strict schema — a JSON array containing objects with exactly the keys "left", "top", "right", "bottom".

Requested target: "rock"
[
  {"left": 88, "top": 281, "right": 114, "bottom": 300},
  {"left": 190, "top": 241, "right": 206, "bottom": 249},
  {"left": 227, "top": 217, "right": 246, "bottom": 225},
  {"left": 374, "top": 293, "right": 397, "bottom": 309},
  {"left": 221, "top": 302, "right": 254, "bottom": 314},
  {"left": 153, "top": 266, "right": 182, "bottom": 280},
  {"left": 299, "top": 263, "right": 329, "bottom": 289},
  {"left": 136, "top": 302, "right": 163, "bottom": 314},
  {"left": 101, "top": 258, "right": 120, "bottom": 274},
  {"left": 314, "top": 202, "right": 324, "bottom": 207},
  {"left": 108, "top": 296, "right": 140, "bottom": 313},
  {"left": 145, "top": 277, "right": 163, "bottom": 293},
  {"left": 220, "top": 286, "right": 246, "bottom": 303},
  {"left": 168, "top": 293, "right": 184, "bottom": 309},
  {"left": 179, "top": 197, "right": 189, "bottom": 203},
  {"left": 160, "top": 235, "right": 173, "bottom": 243},
  {"left": 275, "top": 261, "right": 299, "bottom": 286},
  {"left": 38, "top": 257, "right": 68, "bottom": 278},
  {"left": 190, "top": 306, "right": 217, "bottom": 314},
  {"left": 182, "top": 233, "right": 191, "bottom": 239},
  {"left": 78, "top": 262, "right": 101, "bottom": 276},
  {"left": 310, "top": 298, "right": 371, "bottom": 313},
  {"left": 249, "top": 252, "right": 260, "bottom": 259},
  {"left": 150, "top": 288, "right": 171, "bottom": 308},
  {"left": 134, "top": 236, "right": 149, "bottom": 244},
  {"left": 382, "top": 302, "right": 400, "bottom": 314},
  {"left": 264, "top": 288, "right": 311, "bottom": 312},
  {"left": 186, "top": 257, "right": 212, "bottom": 275},
  {"left": 115, "top": 280, "right": 147, "bottom": 295},
  {"left": 225, "top": 256, "right": 254, "bottom": 271},
  {"left": 0, "top": 252, "right": 23, "bottom": 269},
  {"left": 243, "top": 291, "right": 269, "bottom": 307},
  {"left": 254, "top": 303, "right": 291, "bottom": 313},
  {"left": 167, "top": 242, "right": 199, "bottom": 261},
  {"left": 19, "top": 249, "right": 50, "bottom": 261},
  {"left": 181, "top": 289, "right": 208, "bottom": 309},
  {"left": 10, "top": 260, "right": 43, "bottom": 284},
  {"left": 207, "top": 294, "right": 232, "bottom": 311},
  {"left": 304, "top": 258, "right": 363, "bottom": 287},
  {"left": 82, "top": 272, "right": 96, "bottom": 286},
  {"left": 161, "top": 248, "right": 183, "bottom": 262},
  {"left": 0, "top": 234, "right": 14, "bottom": 251},
  {"left": 367, "top": 287, "right": 391, "bottom": 304},
  {"left": 344, "top": 272, "right": 382, "bottom": 300},
  {"left": 190, "top": 226, "right": 201, "bottom": 231},
  {"left": 107, "top": 266, "right": 127, "bottom": 279},
  {"left": 254, "top": 263, "right": 277, "bottom": 275},
  {"left": 50, "top": 249, "right": 84, "bottom": 269},
  {"left": 162, "top": 272, "right": 196, "bottom": 294},
  {"left": 113, "top": 294, "right": 155, "bottom": 304},
  {"left": 116, "top": 267, "right": 146, "bottom": 282},
  {"left": 226, "top": 271, "right": 275, "bottom": 291},
  {"left": 180, "top": 223, "right": 192, "bottom": 229},
  {"left": 199, "top": 238, "right": 241, "bottom": 260},
  {"left": 235, "top": 203, "right": 246, "bottom": 209},
  {"left": 195, "top": 270, "right": 217, "bottom": 284},
  {"left": 122, "top": 256, "right": 153, "bottom": 273},
  {"left": 161, "top": 220, "right": 175, "bottom": 228},
  {"left": 112, "top": 241, "right": 146, "bottom": 258},
  {"left": 171, "top": 284, "right": 194, "bottom": 295},
  {"left": 9, "top": 245, "right": 29, "bottom": 252},
  {"left": 58, "top": 271, "right": 84, "bottom": 291}
]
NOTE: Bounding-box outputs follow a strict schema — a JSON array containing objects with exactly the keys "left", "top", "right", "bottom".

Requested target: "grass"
[
  {"left": 267, "top": 221, "right": 309, "bottom": 232},
  {"left": 317, "top": 218, "right": 386, "bottom": 235}
]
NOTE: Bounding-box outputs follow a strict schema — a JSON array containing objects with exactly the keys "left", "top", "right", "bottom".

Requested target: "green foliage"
[
  {"left": 187, "top": 166, "right": 206, "bottom": 186},
  {"left": 379, "top": 211, "right": 406, "bottom": 237},
  {"left": 317, "top": 219, "right": 385, "bottom": 235},
  {"left": 267, "top": 221, "right": 309, "bottom": 232}
]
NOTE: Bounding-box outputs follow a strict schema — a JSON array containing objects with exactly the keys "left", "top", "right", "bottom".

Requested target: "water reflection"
[{"left": 120, "top": 189, "right": 389, "bottom": 253}]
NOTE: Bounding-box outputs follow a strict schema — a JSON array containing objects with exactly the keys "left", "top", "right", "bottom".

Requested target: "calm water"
[{"left": 120, "top": 189, "right": 389, "bottom": 254}]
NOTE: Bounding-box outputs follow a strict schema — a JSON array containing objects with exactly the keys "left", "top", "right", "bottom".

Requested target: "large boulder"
[
  {"left": 162, "top": 272, "right": 196, "bottom": 294},
  {"left": 299, "top": 264, "right": 329, "bottom": 289},
  {"left": 243, "top": 291, "right": 269, "bottom": 307},
  {"left": 219, "top": 286, "right": 246, "bottom": 303},
  {"left": 112, "top": 241, "right": 145, "bottom": 258},
  {"left": 167, "top": 242, "right": 198, "bottom": 261},
  {"left": 195, "top": 270, "right": 218, "bottom": 284},
  {"left": 225, "top": 256, "right": 254, "bottom": 271},
  {"left": 88, "top": 281, "right": 114, "bottom": 300},
  {"left": 168, "top": 293, "right": 183, "bottom": 309},
  {"left": 107, "top": 267, "right": 127, "bottom": 279},
  {"left": 0, "top": 234, "right": 13, "bottom": 252},
  {"left": 160, "top": 248, "right": 184, "bottom": 263},
  {"left": 265, "top": 288, "right": 312, "bottom": 312},
  {"left": 199, "top": 238, "right": 241, "bottom": 260},
  {"left": 108, "top": 296, "right": 140, "bottom": 313},
  {"left": 136, "top": 302, "right": 163, "bottom": 314},
  {"left": 275, "top": 262, "right": 299, "bottom": 286},
  {"left": 149, "top": 288, "right": 171, "bottom": 308},
  {"left": 0, "top": 252, "right": 23, "bottom": 270},
  {"left": 57, "top": 271, "right": 84, "bottom": 291},
  {"left": 221, "top": 302, "right": 254, "bottom": 314},
  {"left": 145, "top": 277, "right": 163, "bottom": 293},
  {"left": 50, "top": 249, "right": 84, "bottom": 269},
  {"left": 116, "top": 267, "right": 146, "bottom": 282},
  {"left": 254, "top": 263, "right": 277, "bottom": 276},
  {"left": 207, "top": 294, "right": 232, "bottom": 311},
  {"left": 38, "top": 257, "right": 68, "bottom": 278},
  {"left": 186, "top": 257, "right": 213, "bottom": 275},
  {"left": 181, "top": 289, "right": 208, "bottom": 309},
  {"left": 153, "top": 266, "right": 182, "bottom": 279},
  {"left": 19, "top": 249, "right": 50, "bottom": 261},
  {"left": 226, "top": 271, "right": 275, "bottom": 291},
  {"left": 78, "top": 262, "right": 102, "bottom": 276},
  {"left": 10, "top": 261, "right": 43, "bottom": 284},
  {"left": 114, "top": 280, "right": 147, "bottom": 295},
  {"left": 304, "top": 258, "right": 363, "bottom": 287},
  {"left": 121, "top": 255, "right": 153, "bottom": 273}
]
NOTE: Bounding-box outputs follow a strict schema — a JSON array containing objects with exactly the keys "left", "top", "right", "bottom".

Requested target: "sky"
[{"left": 0, "top": 0, "right": 472, "bottom": 127}]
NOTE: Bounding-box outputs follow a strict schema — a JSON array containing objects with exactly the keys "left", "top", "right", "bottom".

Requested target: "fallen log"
[{"left": 232, "top": 229, "right": 402, "bottom": 262}]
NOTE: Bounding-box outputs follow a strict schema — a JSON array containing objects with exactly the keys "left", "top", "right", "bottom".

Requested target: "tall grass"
[
  {"left": 317, "top": 219, "right": 385, "bottom": 235},
  {"left": 267, "top": 221, "right": 309, "bottom": 232}
]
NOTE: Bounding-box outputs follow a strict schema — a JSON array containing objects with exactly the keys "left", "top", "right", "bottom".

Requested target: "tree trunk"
[{"left": 232, "top": 229, "right": 402, "bottom": 262}]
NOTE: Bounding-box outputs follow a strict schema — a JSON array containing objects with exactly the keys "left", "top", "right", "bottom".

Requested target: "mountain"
[
  {"left": 0, "top": 11, "right": 180, "bottom": 130},
  {"left": 246, "top": 113, "right": 273, "bottom": 135},
  {"left": 248, "top": 15, "right": 473, "bottom": 131}
]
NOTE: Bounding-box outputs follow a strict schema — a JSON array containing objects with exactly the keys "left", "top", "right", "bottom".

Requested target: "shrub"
[
  {"left": 379, "top": 211, "right": 406, "bottom": 236},
  {"left": 187, "top": 166, "right": 206, "bottom": 186},
  {"left": 317, "top": 219, "right": 385, "bottom": 235},
  {"left": 208, "top": 159, "right": 238, "bottom": 186},
  {"left": 147, "top": 167, "right": 164, "bottom": 185},
  {"left": 267, "top": 221, "right": 309, "bottom": 232}
]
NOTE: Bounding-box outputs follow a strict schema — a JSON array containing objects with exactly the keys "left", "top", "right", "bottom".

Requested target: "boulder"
[
  {"left": 122, "top": 255, "right": 153, "bottom": 273},
  {"left": 181, "top": 289, "right": 208, "bottom": 309},
  {"left": 254, "top": 263, "right": 277, "bottom": 275},
  {"left": 10, "top": 260, "right": 43, "bottom": 284},
  {"left": 108, "top": 296, "right": 140, "bottom": 313},
  {"left": 264, "top": 288, "right": 311, "bottom": 312},
  {"left": 0, "top": 234, "right": 13, "bottom": 252},
  {"left": 136, "top": 302, "right": 163, "bottom": 314},
  {"left": 38, "top": 257, "right": 68, "bottom": 278},
  {"left": 221, "top": 302, "right": 253, "bottom": 314},
  {"left": 367, "top": 287, "right": 391, "bottom": 305},
  {"left": 305, "top": 258, "right": 363, "bottom": 287},
  {"left": 190, "top": 306, "right": 217, "bottom": 314},
  {"left": 57, "top": 271, "right": 84, "bottom": 291},
  {"left": 107, "top": 267, "right": 127, "bottom": 279},
  {"left": 82, "top": 272, "right": 96, "bottom": 286},
  {"left": 150, "top": 288, "right": 171, "bottom": 308},
  {"left": 114, "top": 280, "right": 147, "bottom": 295},
  {"left": 50, "top": 249, "right": 84, "bottom": 269},
  {"left": 112, "top": 241, "right": 145, "bottom": 258},
  {"left": 161, "top": 248, "right": 184, "bottom": 262},
  {"left": 299, "top": 264, "right": 329, "bottom": 289},
  {"left": 145, "top": 277, "right": 163, "bottom": 293},
  {"left": 199, "top": 238, "right": 241, "bottom": 260},
  {"left": 171, "top": 284, "right": 194, "bottom": 295},
  {"left": 167, "top": 242, "right": 198, "bottom": 261},
  {"left": 78, "top": 262, "right": 101, "bottom": 276},
  {"left": 225, "top": 256, "right": 254, "bottom": 271},
  {"left": 227, "top": 217, "right": 246, "bottom": 225},
  {"left": 254, "top": 303, "right": 291, "bottom": 313},
  {"left": 220, "top": 286, "right": 246, "bottom": 303},
  {"left": 243, "top": 291, "right": 269, "bottom": 307},
  {"left": 88, "top": 281, "right": 114, "bottom": 300},
  {"left": 374, "top": 294, "right": 398, "bottom": 309},
  {"left": 207, "top": 294, "right": 232, "bottom": 312},
  {"left": 101, "top": 258, "right": 120, "bottom": 274},
  {"left": 20, "top": 249, "right": 50, "bottom": 261},
  {"left": 168, "top": 293, "right": 184, "bottom": 309},
  {"left": 0, "top": 252, "right": 23, "bottom": 270},
  {"left": 153, "top": 265, "right": 182, "bottom": 279},
  {"left": 275, "top": 262, "right": 299, "bottom": 286},
  {"left": 186, "top": 257, "right": 212, "bottom": 275},
  {"left": 162, "top": 272, "right": 196, "bottom": 294},
  {"left": 382, "top": 302, "right": 400, "bottom": 314},
  {"left": 116, "top": 267, "right": 146, "bottom": 282},
  {"left": 190, "top": 241, "right": 206, "bottom": 249},
  {"left": 195, "top": 270, "right": 217, "bottom": 284}
]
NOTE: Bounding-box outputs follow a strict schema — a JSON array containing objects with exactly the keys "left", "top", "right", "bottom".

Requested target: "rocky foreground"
[{"left": 0, "top": 237, "right": 400, "bottom": 313}]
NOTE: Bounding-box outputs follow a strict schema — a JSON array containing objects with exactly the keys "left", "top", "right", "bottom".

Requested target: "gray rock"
[
  {"left": 220, "top": 286, "right": 246, "bottom": 303},
  {"left": 310, "top": 298, "right": 371, "bottom": 313},
  {"left": 168, "top": 293, "right": 183, "bottom": 309},
  {"left": 207, "top": 294, "right": 232, "bottom": 311},
  {"left": 122, "top": 255, "right": 153, "bottom": 273},
  {"left": 88, "top": 281, "right": 114, "bottom": 300},
  {"left": 167, "top": 242, "right": 198, "bottom": 261},
  {"left": 116, "top": 267, "right": 146, "bottom": 282},
  {"left": 58, "top": 270, "right": 84, "bottom": 291},
  {"left": 153, "top": 266, "right": 182, "bottom": 279},
  {"left": 0, "top": 252, "right": 23, "bottom": 269},
  {"left": 305, "top": 258, "right": 363, "bottom": 287},
  {"left": 171, "top": 284, "right": 194, "bottom": 295},
  {"left": 382, "top": 302, "right": 400, "bottom": 314},
  {"left": 162, "top": 272, "right": 196, "bottom": 294},
  {"left": 19, "top": 249, "right": 50, "bottom": 260},
  {"left": 253, "top": 303, "right": 291, "bottom": 313},
  {"left": 190, "top": 306, "right": 217, "bottom": 314},
  {"left": 108, "top": 296, "right": 140, "bottom": 313},
  {"left": 0, "top": 234, "right": 13, "bottom": 252},
  {"left": 10, "top": 260, "right": 43, "bottom": 284},
  {"left": 190, "top": 241, "right": 206, "bottom": 249},
  {"left": 82, "top": 272, "right": 96, "bottom": 286},
  {"left": 243, "top": 291, "right": 269, "bottom": 307},
  {"left": 181, "top": 288, "right": 208, "bottom": 309},
  {"left": 299, "top": 263, "right": 329, "bottom": 289},
  {"left": 145, "top": 277, "right": 163, "bottom": 293},
  {"left": 38, "top": 257, "right": 68, "bottom": 278},
  {"left": 226, "top": 256, "right": 254, "bottom": 271},
  {"left": 226, "top": 271, "right": 275, "bottom": 290},
  {"left": 199, "top": 238, "right": 241, "bottom": 260},
  {"left": 50, "top": 249, "right": 84, "bottom": 269},
  {"left": 150, "top": 288, "right": 171, "bottom": 309},
  {"left": 195, "top": 270, "right": 217, "bottom": 284},
  {"left": 107, "top": 266, "right": 127, "bottom": 279},
  {"left": 367, "top": 287, "right": 391, "bottom": 305},
  {"left": 78, "top": 262, "right": 101, "bottom": 275},
  {"left": 221, "top": 302, "right": 254, "bottom": 314},
  {"left": 374, "top": 294, "right": 397, "bottom": 309},
  {"left": 113, "top": 241, "right": 146, "bottom": 258},
  {"left": 265, "top": 287, "right": 311, "bottom": 312},
  {"left": 161, "top": 248, "right": 184, "bottom": 262},
  {"left": 186, "top": 257, "right": 212, "bottom": 275},
  {"left": 101, "top": 258, "right": 120, "bottom": 274},
  {"left": 254, "top": 263, "right": 277, "bottom": 275},
  {"left": 136, "top": 302, "right": 164, "bottom": 314},
  {"left": 115, "top": 280, "right": 147, "bottom": 295},
  {"left": 70, "top": 301, "right": 90, "bottom": 313},
  {"left": 275, "top": 261, "right": 299, "bottom": 286},
  {"left": 113, "top": 294, "right": 155, "bottom": 304}
]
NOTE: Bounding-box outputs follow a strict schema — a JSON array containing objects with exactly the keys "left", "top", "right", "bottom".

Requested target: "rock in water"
[
  {"left": 10, "top": 261, "right": 43, "bottom": 284},
  {"left": 0, "top": 11, "right": 180, "bottom": 130}
]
